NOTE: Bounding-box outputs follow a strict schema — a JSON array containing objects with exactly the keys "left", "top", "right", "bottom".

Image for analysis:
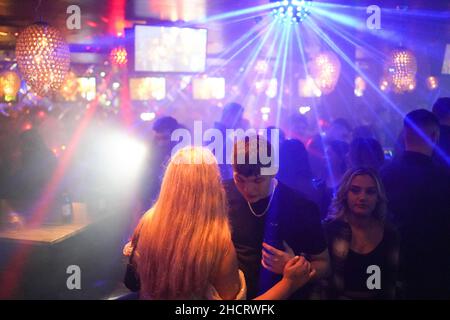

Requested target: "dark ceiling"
[{"left": 0, "top": 0, "right": 449, "bottom": 54}]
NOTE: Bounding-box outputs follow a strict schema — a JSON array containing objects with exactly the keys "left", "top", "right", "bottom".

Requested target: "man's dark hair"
[
  {"left": 278, "top": 139, "right": 312, "bottom": 180},
  {"left": 328, "top": 140, "right": 350, "bottom": 157},
  {"left": 432, "top": 97, "right": 450, "bottom": 121},
  {"left": 349, "top": 138, "right": 385, "bottom": 170},
  {"left": 152, "top": 116, "right": 179, "bottom": 133},
  {"left": 404, "top": 109, "right": 440, "bottom": 132},
  {"left": 220, "top": 102, "right": 243, "bottom": 126},
  {"left": 222, "top": 102, "right": 244, "bottom": 119},
  {"left": 331, "top": 118, "right": 352, "bottom": 132},
  {"left": 232, "top": 135, "right": 273, "bottom": 177},
  {"left": 352, "top": 125, "right": 377, "bottom": 140},
  {"left": 289, "top": 113, "right": 308, "bottom": 127}
]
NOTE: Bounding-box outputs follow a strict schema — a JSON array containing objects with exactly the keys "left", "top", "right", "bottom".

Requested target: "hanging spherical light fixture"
[
  {"left": 309, "top": 51, "right": 341, "bottom": 95},
  {"left": 0, "top": 71, "right": 21, "bottom": 99},
  {"left": 15, "top": 22, "right": 70, "bottom": 97},
  {"left": 270, "top": 0, "right": 313, "bottom": 24},
  {"left": 385, "top": 48, "right": 417, "bottom": 94}
]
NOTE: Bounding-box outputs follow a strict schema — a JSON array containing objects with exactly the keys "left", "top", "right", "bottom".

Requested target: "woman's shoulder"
[
  {"left": 323, "top": 218, "right": 350, "bottom": 232},
  {"left": 207, "top": 270, "right": 247, "bottom": 300},
  {"left": 323, "top": 218, "right": 352, "bottom": 245}
]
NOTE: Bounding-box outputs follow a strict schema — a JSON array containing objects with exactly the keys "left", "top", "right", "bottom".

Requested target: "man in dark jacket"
[
  {"left": 381, "top": 109, "right": 450, "bottom": 299},
  {"left": 432, "top": 97, "right": 450, "bottom": 172}
]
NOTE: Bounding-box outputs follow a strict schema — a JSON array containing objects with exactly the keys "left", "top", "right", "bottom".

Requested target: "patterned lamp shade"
[
  {"left": 15, "top": 22, "right": 70, "bottom": 97},
  {"left": 310, "top": 51, "right": 341, "bottom": 95},
  {"left": 386, "top": 48, "right": 417, "bottom": 93},
  {"left": 110, "top": 46, "right": 128, "bottom": 67}
]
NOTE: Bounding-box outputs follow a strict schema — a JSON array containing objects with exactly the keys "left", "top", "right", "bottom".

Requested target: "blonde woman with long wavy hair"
[{"left": 125, "top": 146, "right": 312, "bottom": 300}]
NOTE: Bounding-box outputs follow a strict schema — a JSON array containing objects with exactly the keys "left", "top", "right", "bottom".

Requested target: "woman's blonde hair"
[
  {"left": 134, "top": 146, "right": 231, "bottom": 299},
  {"left": 327, "top": 167, "right": 387, "bottom": 222}
]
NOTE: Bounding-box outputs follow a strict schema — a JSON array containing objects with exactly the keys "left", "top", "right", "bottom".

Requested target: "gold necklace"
[{"left": 247, "top": 179, "right": 278, "bottom": 218}]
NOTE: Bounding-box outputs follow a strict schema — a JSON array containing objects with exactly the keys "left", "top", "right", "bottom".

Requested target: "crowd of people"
[
  {"left": 122, "top": 97, "right": 450, "bottom": 300},
  {"left": 0, "top": 96, "right": 448, "bottom": 300}
]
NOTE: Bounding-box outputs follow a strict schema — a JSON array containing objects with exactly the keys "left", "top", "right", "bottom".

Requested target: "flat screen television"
[
  {"left": 129, "top": 77, "right": 166, "bottom": 101},
  {"left": 192, "top": 77, "right": 225, "bottom": 100},
  {"left": 134, "top": 25, "right": 208, "bottom": 73}
]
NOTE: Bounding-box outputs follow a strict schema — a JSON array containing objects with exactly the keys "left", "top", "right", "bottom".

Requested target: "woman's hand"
[
  {"left": 123, "top": 241, "right": 133, "bottom": 256},
  {"left": 282, "top": 256, "right": 316, "bottom": 290},
  {"left": 253, "top": 255, "right": 317, "bottom": 300}
]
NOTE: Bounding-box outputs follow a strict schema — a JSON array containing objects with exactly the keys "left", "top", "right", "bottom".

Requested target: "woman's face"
[{"left": 346, "top": 174, "right": 378, "bottom": 217}]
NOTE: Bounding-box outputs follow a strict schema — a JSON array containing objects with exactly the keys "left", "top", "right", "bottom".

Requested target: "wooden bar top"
[
  {"left": 0, "top": 222, "right": 91, "bottom": 245},
  {"left": 0, "top": 202, "right": 92, "bottom": 245}
]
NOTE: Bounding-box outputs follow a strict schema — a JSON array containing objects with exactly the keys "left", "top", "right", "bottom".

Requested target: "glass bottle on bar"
[{"left": 61, "top": 191, "right": 73, "bottom": 224}]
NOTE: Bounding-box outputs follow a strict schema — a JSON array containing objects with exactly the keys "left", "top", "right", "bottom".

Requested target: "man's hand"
[{"left": 261, "top": 241, "right": 295, "bottom": 274}]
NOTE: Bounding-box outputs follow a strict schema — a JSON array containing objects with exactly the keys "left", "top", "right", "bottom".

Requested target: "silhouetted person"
[
  {"left": 314, "top": 140, "right": 350, "bottom": 220},
  {"left": 286, "top": 114, "right": 309, "bottom": 144},
  {"left": 381, "top": 109, "right": 450, "bottom": 299},
  {"left": 307, "top": 118, "right": 352, "bottom": 180},
  {"left": 432, "top": 97, "right": 450, "bottom": 172},
  {"left": 306, "top": 133, "right": 327, "bottom": 181},
  {"left": 0, "top": 127, "right": 19, "bottom": 199},
  {"left": 212, "top": 102, "right": 244, "bottom": 180},
  {"left": 9, "top": 129, "right": 58, "bottom": 218},
  {"left": 266, "top": 126, "right": 286, "bottom": 146},
  {"left": 139, "top": 116, "right": 180, "bottom": 211},
  {"left": 277, "top": 139, "right": 318, "bottom": 206},
  {"left": 326, "top": 118, "right": 352, "bottom": 145},
  {"left": 325, "top": 140, "right": 349, "bottom": 189},
  {"left": 349, "top": 138, "right": 385, "bottom": 172},
  {"left": 352, "top": 125, "right": 379, "bottom": 141}
]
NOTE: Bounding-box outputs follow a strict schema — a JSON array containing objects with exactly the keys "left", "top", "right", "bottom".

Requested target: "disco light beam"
[
  {"left": 258, "top": 22, "right": 288, "bottom": 121},
  {"left": 193, "top": 3, "right": 278, "bottom": 25},
  {"left": 219, "top": 12, "right": 272, "bottom": 26},
  {"left": 312, "top": 14, "right": 388, "bottom": 61},
  {"left": 311, "top": 7, "right": 366, "bottom": 30},
  {"left": 311, "top": 2, "right": 370, "bottom": 11},
  {"left": 312, "top": 1, "right": 450, "bottom": 20},
  {"left": 251, "top": 22, "right": 286, "bottom": 118},
  {"left": 276, "top": 22, "right": 292, "bottom": 127},
  {"left": 230, "top": 20, "right": 279, "bottom": 98},
  {"left": 293, "top": 25, "right": 335, "bottom": 186},
  {"left": 216, "top": 19, "right": 273, "bottom": 69},
  {"left": 305, "top": 18, "right": 407, "bottom": 145}
]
